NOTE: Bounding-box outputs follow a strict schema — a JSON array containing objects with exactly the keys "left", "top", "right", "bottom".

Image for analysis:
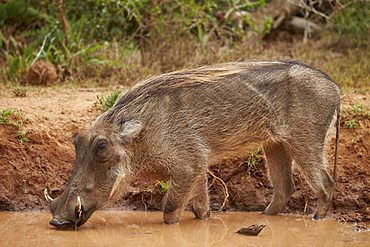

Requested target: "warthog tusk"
[
  {"left": 76, "top": 196, "right": 82, "bottom": 213},
  {"left": 74, "top": 196, "right": 83, "bottom": 230},
  {"left": 44, "top": 189, "right": 54, "bottom": 202}
]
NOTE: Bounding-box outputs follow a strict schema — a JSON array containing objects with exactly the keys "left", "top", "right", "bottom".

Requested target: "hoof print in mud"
[{"left": 236, "top": 224, "right": 266, "bottom": 236}]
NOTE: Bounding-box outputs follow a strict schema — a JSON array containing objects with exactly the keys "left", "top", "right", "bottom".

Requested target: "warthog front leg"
[
  {"left": 190, "top": 173, "right": 210, "bottom": 219},
  {"left": 163, "top": 168, "right": 209, "bottom": 224},
  {"left": 162, "top": 174, "right": 196, "bottom": 224}
]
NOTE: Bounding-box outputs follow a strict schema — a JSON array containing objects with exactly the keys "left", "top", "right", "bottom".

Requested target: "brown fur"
[{"left": 49, "top": 61, "right": 340, "bottom": 229}]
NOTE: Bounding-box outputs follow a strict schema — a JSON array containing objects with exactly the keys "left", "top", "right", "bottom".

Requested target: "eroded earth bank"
[{"left": 0, "top": 87, "right": 369, "bottom": 228}]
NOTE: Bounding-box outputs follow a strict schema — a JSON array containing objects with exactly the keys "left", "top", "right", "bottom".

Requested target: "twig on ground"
[{"left": 208, "top": 169, "right": 229, "bottom": 211}]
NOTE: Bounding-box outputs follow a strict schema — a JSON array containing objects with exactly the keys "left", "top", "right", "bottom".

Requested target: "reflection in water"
[{"left": 0, "top": 211, "right": 369, "bottom": 247}]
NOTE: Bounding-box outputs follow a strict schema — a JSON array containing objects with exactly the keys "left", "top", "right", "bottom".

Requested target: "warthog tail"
[{"left": 333, "top": 107, "right": 340, "bottom": 183}]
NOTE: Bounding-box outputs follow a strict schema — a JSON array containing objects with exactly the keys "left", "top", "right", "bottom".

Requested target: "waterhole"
[{"left": 0, "top": 211, "right": 368, "bottom": 246}]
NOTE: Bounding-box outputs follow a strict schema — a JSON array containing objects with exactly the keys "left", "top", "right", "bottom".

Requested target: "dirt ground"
[{"left": 0, "top": 86, "right": 369, "bottom": 227}]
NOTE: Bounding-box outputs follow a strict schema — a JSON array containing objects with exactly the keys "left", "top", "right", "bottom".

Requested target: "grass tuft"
[
  {"left": 342, "top": 103, "right": 370, "bottom": 129},
  {"left": 94, "top": 89, "right": 123, "bottom": 113},
  {"left": 0, "top": 109, "right": 29, "bottom": 144}
]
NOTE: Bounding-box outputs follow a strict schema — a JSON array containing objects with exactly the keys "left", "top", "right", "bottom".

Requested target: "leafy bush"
[
  {"left": 331, "top": 1, "right": 370, "bottom": 41},
  {"left": 0, "top": 0, "right": 48, "bottom": 33},
  {"left": 1, "top": 0, "right": 272, "bottom": 84},
  {"left": 0, "top": 0, "right": 368, "bottom": 88}
]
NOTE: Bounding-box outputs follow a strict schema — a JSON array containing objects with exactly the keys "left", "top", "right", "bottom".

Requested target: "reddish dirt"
[{"left": 0, "top": 87, "right": 369, "bottom": 226}]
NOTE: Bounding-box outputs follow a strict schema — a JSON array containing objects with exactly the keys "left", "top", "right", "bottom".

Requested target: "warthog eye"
[{"left": 98, "top": 141, "right": 107, "bottom": 149}]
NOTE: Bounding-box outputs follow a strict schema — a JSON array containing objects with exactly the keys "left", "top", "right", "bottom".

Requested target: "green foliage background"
[
  {"left": 0, "top": 0, "right": 369, "bottom": 87},
  {"left": 331, "top": 1, "right": 370, "bottom": 41}
]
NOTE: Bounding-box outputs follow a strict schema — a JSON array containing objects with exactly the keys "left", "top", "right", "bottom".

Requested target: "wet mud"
[{"left": 0, "top": 211, "right": 369, "bottom": 247}]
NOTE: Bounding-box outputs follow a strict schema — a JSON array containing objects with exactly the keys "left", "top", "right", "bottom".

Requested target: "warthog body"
[{"left": 49, "top": 61, "right": 340, "bottom": 229}]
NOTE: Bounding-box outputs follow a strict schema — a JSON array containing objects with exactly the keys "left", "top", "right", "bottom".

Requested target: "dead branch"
[
  {"left": 289, "top": 0, "right": 370, "bottom": 21},
  {"left": 208, "top": 169, "right": 229, "bottom": 211}
]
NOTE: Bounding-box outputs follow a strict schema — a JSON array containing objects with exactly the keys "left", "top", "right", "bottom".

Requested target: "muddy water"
[{"left": 0, "top": 211, "right": 369, "bottom": 247}]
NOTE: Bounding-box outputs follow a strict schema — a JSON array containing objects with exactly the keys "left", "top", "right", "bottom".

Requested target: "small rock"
[
  {"left": 25, "top": 59, "right": 57, "bottom": 85},
  {"left": 236, "top": 224, "right": 266, "bottom": 236}
]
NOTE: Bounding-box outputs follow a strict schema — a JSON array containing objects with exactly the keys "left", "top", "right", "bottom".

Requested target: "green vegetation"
[
  {"left": 0, "top": 0, "right": 369, "bottom": 88},
  {"left": 345, "top": 118, "right": 358, "bottom": 129},
  {"left": 0, "top": 0, "right": 271, "bottom": 86},
  {"left": 12, "top": 87, "right": 28, "bottom": 97},
  {"left": 17, "top": 130, "right": 29, "bottom": 144},
  {"left": 342, "top": 103, "right": 370, "bottom": 129},
  {"left": 148, "top": 180, "right": 171, "bottom": 194},
  {"left": 0, "top": 109, "right": 29, "bottom": 144},
  {"left": 95, "top": 89, "right": 123, "bottom": 113},
  {"left": 239, "top": 147, "right": 262, "bottom": 180},
  {"left": 22, "top": 179, "right": 29, "bottom": 194},
  {"left": 157, "top": 180, "right": 171, "bottom": 194},
  {"left": 0, "top": 109, "right": 15, "bottom": 124},
  {"left": 343, "top": 103, "right": 370, "bottom": 117},
  {"left": 331, "top": 1, "right": 370, "bottom": 42},
  {"left": 239, "top": 147, "right": 262, "bottom": 168}
]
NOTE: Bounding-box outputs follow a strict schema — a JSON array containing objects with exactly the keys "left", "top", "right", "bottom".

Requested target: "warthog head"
[{"left": 47, "top": 119, "right": 143, "bottom": 230}]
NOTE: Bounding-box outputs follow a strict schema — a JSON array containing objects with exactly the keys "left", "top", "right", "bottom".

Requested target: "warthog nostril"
[{"left": 49, "top": 218, "right": 74, "bottom": 229}]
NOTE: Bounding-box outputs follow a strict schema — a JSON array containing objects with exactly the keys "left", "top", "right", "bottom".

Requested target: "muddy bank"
[{"left": 0, "top": 88, "right": 369, "bottom": 223}]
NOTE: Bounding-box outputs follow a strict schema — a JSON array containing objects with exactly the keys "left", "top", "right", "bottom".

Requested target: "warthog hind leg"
[
  {"left": 263, "top": 141, "right": 295, "bottom": 215},
  {"left": 290, "top": 140, "right": 335, "bottom": 219}
]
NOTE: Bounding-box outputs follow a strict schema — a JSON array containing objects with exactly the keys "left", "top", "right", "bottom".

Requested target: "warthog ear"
[{"left": 119, "top": 119, "right": 143, "bottom": 139}]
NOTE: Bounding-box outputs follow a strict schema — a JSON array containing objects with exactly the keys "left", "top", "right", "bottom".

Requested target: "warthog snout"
[
  {"left": 48, "top": 189, "right": 91, "bottom": 230},
  {"left": 45, "top": 189, "right": 77, "bottom": 229},
  {"left": 49, "top": 218, "right": 75, "bottom": 229}
]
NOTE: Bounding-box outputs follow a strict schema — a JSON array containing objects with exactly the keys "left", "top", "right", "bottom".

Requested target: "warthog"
[{"left": 46, "top": 61, "right": 340, "bottom": 230}]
